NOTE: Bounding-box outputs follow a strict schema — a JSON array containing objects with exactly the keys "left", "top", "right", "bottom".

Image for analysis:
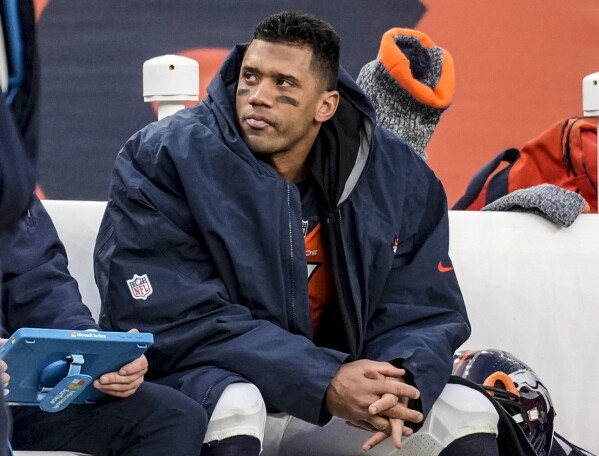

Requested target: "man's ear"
[{"left": 315, "top": 90, "right": 340, "bottom": 123}]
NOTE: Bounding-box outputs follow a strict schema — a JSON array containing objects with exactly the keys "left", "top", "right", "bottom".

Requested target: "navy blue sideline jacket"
[
  {"left": 94, "top": 43, "right": 470, "bottom": 424},
  {"left": 0, "top": 91, "right": 36, "bottom": 231},
  {"left": 0, "top": 195, "right": 98, "bottom": 335}
]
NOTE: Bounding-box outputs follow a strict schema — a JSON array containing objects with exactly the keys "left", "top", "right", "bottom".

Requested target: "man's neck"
[{"left": 263, "top": 146, "right": 313, "bottom": 183}]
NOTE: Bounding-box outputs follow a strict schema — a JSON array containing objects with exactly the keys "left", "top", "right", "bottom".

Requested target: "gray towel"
[{"left": 482, "top": 184, "right": 587, "bottom": 227}]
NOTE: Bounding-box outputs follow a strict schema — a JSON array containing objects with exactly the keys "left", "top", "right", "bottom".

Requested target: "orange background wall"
[
  {"left": 420, "top": 1, "right": 599, "bottom": 204},
  {"left": 31, "top": 1, "right": 599, "bottom": 205}
]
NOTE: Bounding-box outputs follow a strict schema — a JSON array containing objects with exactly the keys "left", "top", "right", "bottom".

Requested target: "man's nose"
[{"left": 248, "top": 82, "right": 274, "bottom": 107}]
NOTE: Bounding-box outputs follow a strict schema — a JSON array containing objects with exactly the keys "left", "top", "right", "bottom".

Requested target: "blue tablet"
[{"left": 0, "top": 328, "right": 153, "bottom": 412}]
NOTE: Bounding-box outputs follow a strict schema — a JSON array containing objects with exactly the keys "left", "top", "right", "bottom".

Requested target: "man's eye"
[
  {"left": 278, "top": 79, "right": 293, "bottom": 87},
  {"left": 244, "top": 72, "right": 256, "bottom": 82}
]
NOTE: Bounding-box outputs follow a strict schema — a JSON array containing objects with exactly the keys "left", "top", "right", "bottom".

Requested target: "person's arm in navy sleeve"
[
  {"left": 0, "top": 91, "right": 36, "bottom": 230},
  {"left": 0, "top": 195, "right": 98, "bottom": 334}
]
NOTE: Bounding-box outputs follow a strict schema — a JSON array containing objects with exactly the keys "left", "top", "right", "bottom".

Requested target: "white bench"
[
  {"left": 39, "top": 201, "right": 599, "bottom": 454},
  {"left": 449, "top": 211, "right": 599, "bottom": 453}
]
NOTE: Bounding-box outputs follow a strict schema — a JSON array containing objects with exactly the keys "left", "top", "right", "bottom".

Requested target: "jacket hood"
[{"left": 205, "top": 43, "right": 377, "bottom": 208}]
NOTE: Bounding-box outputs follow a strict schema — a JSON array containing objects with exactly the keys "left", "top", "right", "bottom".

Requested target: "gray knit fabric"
[
  {"left": 481, "top": 184, "right": 587, "bottom": 228},
  {"left": 357, "top": 35, "right": 445, "bottom": 160}
]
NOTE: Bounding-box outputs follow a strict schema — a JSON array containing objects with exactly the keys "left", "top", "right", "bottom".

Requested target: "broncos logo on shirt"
[{"left": 304, "top": 222, "right": 332, "bottom": 333}]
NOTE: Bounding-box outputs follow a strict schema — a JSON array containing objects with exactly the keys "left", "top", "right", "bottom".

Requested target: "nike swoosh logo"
[{"left": 438, "top": 261, "right": 454, "bottom": 273}]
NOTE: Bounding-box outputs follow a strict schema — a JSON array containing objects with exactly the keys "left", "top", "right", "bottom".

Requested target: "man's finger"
[
  {"left": 375, "top": 366, "right": 408, "bottom": 379},
  {"left": 94, "top": 379, "right": 143, "bottom": 393},
  {"left": 361, "top": 417, "right": 409, "bottom": 452},
  {"left": 117, "top": 355, "right": 148, "bottom": 376},
  {"left": 345, "top": 421, "right": 370, "bottom": 432},
  {"left": 375, "top": 381, "right": 420, "bottom": 401},
  {"left": 94, "top": 376, "right": 142, "bottom": 391},
  {"left": 389, "top": 417, "right": 405, "bottom": 449},
  {"left": 379, "top": 403, "right": 423, "bottom": 424},
  {"left": 344, "top": 415, "right": 392, "bottom": 434},
  {"left": 368, "top": 393, "right": 398, "bottom": 415},
  {"left": 346, "top": 420, "right": 379, "bottom": 433},
  {"left": 362, "top": 431, "right": 389, "bottom": 453},
  {"left": 95, "top": 386, "right": 138, "bottom": 398},
  {"left": 97, "top": 368, "right": 146, "bottom": 386},
  {"left": 363, "top": 364, "right": 405, "bottom": 380},
  {"left": 94, "top": 376, "right": 143, "bottom": 394},
  {"left": 366, "top": 414, "right": 392, "bottom": 433}
]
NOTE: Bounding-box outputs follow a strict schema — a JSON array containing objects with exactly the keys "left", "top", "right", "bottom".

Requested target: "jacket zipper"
[
  {"left": 337, "top": 209, "right": 363, "bottom": 357},
  {"left": 286, "top": 183, "right": 299, "bottom": 334}
]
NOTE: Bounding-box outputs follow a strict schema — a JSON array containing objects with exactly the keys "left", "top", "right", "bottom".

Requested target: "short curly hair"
[{"left": 252, "top": 11, "right": 340, "bottom": 91}]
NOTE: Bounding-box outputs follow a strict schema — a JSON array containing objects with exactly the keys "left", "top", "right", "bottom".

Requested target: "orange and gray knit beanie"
[{"left": 357, "top": 28, "right": 455, "bottom": 160}]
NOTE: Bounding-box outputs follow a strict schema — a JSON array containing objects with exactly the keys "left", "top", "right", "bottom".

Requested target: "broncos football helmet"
[{"left": 453, "top": 349, "right": 556, "bottom": 456}]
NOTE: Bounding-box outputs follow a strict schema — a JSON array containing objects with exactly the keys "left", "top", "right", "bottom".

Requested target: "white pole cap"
[
  {"left": 582, "top": 72, "right": 599, "bottom": 116},
  {"left": 143, "top": 55, "right": 199, "bottom": 120}
]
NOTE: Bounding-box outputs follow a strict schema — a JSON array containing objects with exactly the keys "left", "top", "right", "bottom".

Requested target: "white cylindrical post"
[
  {"left": 0, "top": 20, "right": 8, "bottom": 94},
  {"left": 143, "top": 55, "right": 199, "bottom": 120},
  {"left": 582, "top": 72, "right": 599, "bottom": 212}
]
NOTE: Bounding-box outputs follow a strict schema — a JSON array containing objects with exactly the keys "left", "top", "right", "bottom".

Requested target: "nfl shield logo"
[{"left": 126, "top": 274, "right": 153, "bottom": 300}]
